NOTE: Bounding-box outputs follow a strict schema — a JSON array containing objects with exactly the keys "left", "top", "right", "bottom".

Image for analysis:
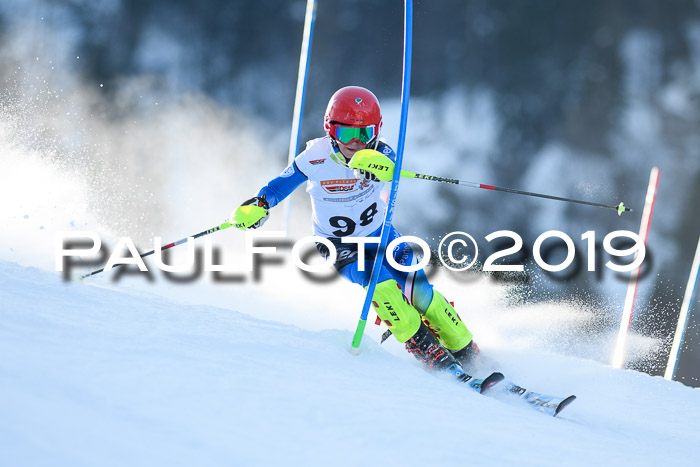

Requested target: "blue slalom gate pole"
[
  {"left": 351, "top": 0, "right": 413, "bottom": 353},
  {"left": 284, "top": 0, "right": 317, "bottom": 232}
]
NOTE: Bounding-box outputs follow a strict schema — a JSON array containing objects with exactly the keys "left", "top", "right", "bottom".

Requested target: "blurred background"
[{"left": 1, "top": 0, "right": 699, "bottom": 385}]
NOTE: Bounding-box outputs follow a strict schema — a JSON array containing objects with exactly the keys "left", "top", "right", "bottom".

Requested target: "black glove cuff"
[{"left": 241, "top": 195, "right": 269, "bottom": 210}]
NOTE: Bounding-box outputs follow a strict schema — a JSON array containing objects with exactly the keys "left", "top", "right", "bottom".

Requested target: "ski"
[
  {"left": 460, "top": 371, "right": 505, "bottom": 394},
  {"left": 504, "top": 381, "right": 576, "bottom": 416},
  {"left": 476, "top": 371, "right": 506, "bottom": 394}
]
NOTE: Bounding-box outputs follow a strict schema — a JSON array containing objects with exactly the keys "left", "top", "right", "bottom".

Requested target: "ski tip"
[
  {"left": 554, "top": 395, "right": 577, "bottom": 416},
  {"left": 479, "top": 372, "right": 505, "bottom": 394}
]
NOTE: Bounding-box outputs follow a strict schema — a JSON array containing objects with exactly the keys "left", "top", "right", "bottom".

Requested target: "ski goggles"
[{"left": 330, "top": 124, "right": 377, "bottom": 145}]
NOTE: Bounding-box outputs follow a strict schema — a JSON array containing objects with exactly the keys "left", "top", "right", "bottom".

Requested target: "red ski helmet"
[{"left": 324, "top": 86, "right": 382, "bottom": 145}]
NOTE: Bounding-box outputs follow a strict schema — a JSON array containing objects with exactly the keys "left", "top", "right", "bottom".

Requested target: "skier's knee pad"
[
  {"left": 371, "top": 280, "right": 422, "bottom": 343},
  {"left": 423, "top": 290, "right": 473, "bottom": 351}
]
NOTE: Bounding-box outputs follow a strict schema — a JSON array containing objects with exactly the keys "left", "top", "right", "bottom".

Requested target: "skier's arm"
[
  {"left": 257, "top": 161, "right": 308, "bottom": 208},
  {"left": 232, "top": 161, "right": 308, "bottom": 230}
]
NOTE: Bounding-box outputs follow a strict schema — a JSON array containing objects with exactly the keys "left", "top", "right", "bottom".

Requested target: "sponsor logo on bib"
[{"left": 321, "top": 179, "right": 359, "bottom": 194}]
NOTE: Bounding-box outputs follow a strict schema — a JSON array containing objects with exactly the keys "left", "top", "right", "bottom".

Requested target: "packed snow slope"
[{"left": 1, "top": 260, "right": 698, "bottom": 467}]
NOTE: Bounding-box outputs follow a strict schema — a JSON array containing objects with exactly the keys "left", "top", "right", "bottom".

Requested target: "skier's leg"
[
  {"left": 383, "top": 243, "right": 474, "bottom": 350},
  {"left": 421, "top": 289, "right": 473, "bottom": 351},
  {"left": 372, "top": 278, "right": 465, "bottom": 375},
  {"left": 394, "top": 264, "right": 480, "bottom": 367},
  {"left": 316, "top": 237, "right": 421, "bottom": 342},
  {"left": 316, "top": 234, "right": 477, "bottom": 371},
  {"left": 353, "top": 228, "right": 478, "bottom": 361},
  {"left": 422, "top": 289, "right": 481, "bottom": 367},
  {"left": 352, "top": 254, "right": 478, "bottom": 370},
  {"left": 370, "top": 279, "right": 421, "bottom": 343}
]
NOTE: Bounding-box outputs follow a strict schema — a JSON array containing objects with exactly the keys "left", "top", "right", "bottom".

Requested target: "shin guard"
[
  {"left": 423, "top": 290, "right": 473, "bottom": 351},
  {"left": 371, "top": 280, "right": 422, "bottom": 343}
]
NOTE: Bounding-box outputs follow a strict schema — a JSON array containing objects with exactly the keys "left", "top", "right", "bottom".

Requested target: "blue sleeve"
[
  {"left": 376, "top": 141, "right": 397, "bottom": 163},
  {"left": 257, "top": 161, "right": 308, "bottom": 208}
]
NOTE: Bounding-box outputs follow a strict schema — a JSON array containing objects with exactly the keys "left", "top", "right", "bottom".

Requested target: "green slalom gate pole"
[
  {"left": 77, "top": 220, "right": 234, "bottom": 280},
  {"left": 350, "top": 0, "right": 413, "bottom": 354}
]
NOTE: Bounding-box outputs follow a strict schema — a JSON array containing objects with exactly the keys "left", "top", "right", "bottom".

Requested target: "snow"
[{"left": 1, "top": 261, "right": 698, "bottom": 467}]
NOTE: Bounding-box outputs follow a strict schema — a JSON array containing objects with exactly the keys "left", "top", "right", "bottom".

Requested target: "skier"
[{"left": 233, "top": 86, "right": 480, "bottom": 381}]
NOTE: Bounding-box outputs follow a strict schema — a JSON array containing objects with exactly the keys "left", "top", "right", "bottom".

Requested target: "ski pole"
[
  {"left": 350, "top": 151, "right": 632, "bottom": 215},
  {"left": 401, "top": 170, "right": 632, "bottom": 215},
  {"left": 77, "top": 220, "right": 234, "bottom": 280}
]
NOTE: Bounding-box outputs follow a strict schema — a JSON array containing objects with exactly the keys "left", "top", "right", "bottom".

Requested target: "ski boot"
[
  {"left": 452, "top": 340, "right": 482, "bottom": 370},
  {"left": 404, "top": 323, "right": 469, "bottom": 381}
]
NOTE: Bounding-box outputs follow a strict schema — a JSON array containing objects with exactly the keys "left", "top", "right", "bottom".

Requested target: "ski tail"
[{"left": 554, "top": 395, "right": 577, "bottom": 416}]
